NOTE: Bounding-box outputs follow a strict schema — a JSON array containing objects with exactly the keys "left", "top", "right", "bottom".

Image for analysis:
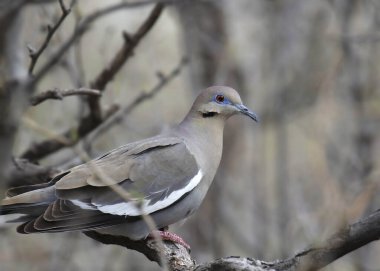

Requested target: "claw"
[{"left": 148, "top": 230, "right": 191, "bottom": 250}]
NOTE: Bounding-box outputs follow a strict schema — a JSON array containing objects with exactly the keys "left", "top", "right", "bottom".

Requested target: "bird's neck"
[
  {"left": 175, "top": 113, "right": 225, "bottom": 174},
  {"left": 178, "top": 112, "right": 226, "bottom": 142}
]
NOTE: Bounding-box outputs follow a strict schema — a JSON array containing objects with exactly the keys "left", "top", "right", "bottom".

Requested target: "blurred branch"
[
  {"left": 20, "top": 104, "right": 119, "bottom": 161},
  {"left": 0, "top": 6, "right": 29, "bottom": 189},
  {"left": 272, "top": 208, "right": 380, "bottom": 271},
  {"left": 84, "top": 57, "right": 189, "bottom": 147},
  {"left": 90, "top": 4, "right": 164, "bottom": 91},
  {"left": 9, "top": 158, "right": 60, "bottom": 187},
  {"left": 0, "top": 0, "right": 27, "bottom": 19},
  {"left": 21, "top": 2, "right": 167, "bottom": 161},
  {"left": 82, "top": 209, "right": 380, "bottom": 271},
  {"left": 28, "top": 0, "right": 73, "bottom": 75},
  {"left": 31, "top": 0, "right": 175, "bottom": 85},
  {"left": 30, "top": 87, "right": 101, "bottom": 106},
  {"left": 86, "top": 2, "right": 165, "bottom": 123},
  {"left": 21, "top": 56, "right": 186, "bottom": 161}
]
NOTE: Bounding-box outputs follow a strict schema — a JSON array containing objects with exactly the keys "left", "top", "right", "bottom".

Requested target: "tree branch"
[
  {"left": 84, "top": 231, "right": 195, "bottom": 270},
  {"left": 8, "top": 158, "right": 60, "bottom": 187},
  {"left": 21, "top": 2, "right": 167, "bottom": 161},
  {"left": 86, "top": 2, "right": 165, "bottom": 123},
  {"left": 21, "top": 56, "right": 187, "bottom": 161},
  {"left": 20, "top": 104, "right": 119, "bottom": 161},
  {"left": 28, "top": 0, "right": 73, "bottom": 75},
  {"left": 84, "top": 57, "right": 189, "bottom": 146},
  {"left": 0, "top": 4, "right": 30, "bottom": 190},
  {"left": 31, "top": 0, "right": 176, "bottom": 86},
  {"left": 90, "top": 3, "right": 164, "bottom": 92},
  {"left": 30, "top": 87, "right": 101, "bottom": 106},
  {"left": 278, "top": 208, "right": 380, "bottom": 271},
  {"left": 81, "top": 209, "right": 380, "bottom": 271}
]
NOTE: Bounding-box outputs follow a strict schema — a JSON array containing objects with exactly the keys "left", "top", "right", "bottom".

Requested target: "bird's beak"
[{"left": 235, "top": 104, "right": 259, "bottom": 122}]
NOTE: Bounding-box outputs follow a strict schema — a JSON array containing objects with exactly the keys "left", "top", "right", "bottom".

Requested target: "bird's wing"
[
  {"left": 16, "top": 135, "right": 202, "bottom": 233},
  {"left": 89, "top": 138, "right": 202, "bottom": 216},
  {"left": 55, "top": 136, "right": 186, "bottom": 189},
  {"left": 56, "top": 135, "right": 201, "bottom": 216}
]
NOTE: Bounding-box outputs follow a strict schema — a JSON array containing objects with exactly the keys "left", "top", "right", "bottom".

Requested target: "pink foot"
[{"left": 149, "top": 230, "right": 191, "bottom": 250}]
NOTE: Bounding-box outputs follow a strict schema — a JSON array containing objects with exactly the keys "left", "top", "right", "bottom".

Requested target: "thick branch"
[
  {"left": 84, "top": 231, "right": 195, "bottom": 271},
  {"left": 30, "top": 87, "right": 101, "bottom": 106},
  {"left": 280, "top": 208, "right": 380, "bottom": 270},
  {"left": 81, "top": 209, "right": 380, "bottom": 271},
  {"left": 195, "top": 258, "right": 270, "bottom": 271},
  {"left": 204, "top": 209, "right": 380, "bottom": 271}
]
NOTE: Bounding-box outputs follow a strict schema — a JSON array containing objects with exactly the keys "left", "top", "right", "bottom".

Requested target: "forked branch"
[
  {"left": 22, "top": 3, "right": 167, "bottom": 161},
  {"left": 28, "top": 0, "right": 73, "bottom": 75},
  {"left": 30, "top": 87, "right": 101, "bottom": 105},
  {"left": 31, "top": 0, "right": 175, "bottom": 85}
]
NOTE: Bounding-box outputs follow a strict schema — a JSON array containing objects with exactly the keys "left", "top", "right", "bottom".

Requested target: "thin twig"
[
  {"left": 20, "top": 115, "right": 171, "bottom": 270},
  {"left": 86, "top": 3, "right": 165, "bottom": 124},
  {"left": 30, "top": 87, "right": 101, "bottom": 106},
  {"left": 24, "top": 2, "right": 167, "bottom": 160},
  {"left": 21, "top": 57, "right": 187, "bottom": 161},
  {"left": 30, "top": 0, "right": 178, "bottom": 86},
  {"left": 28, "top": 0, "right": 73, "bottom": 74},
  {"left": 22, "top": 116, "right": 72, "bottom": 145},
  {"left": 26, "top": 2, "right": 166, "bottom": 159},
  {"left": 84, "top": 57, "right": 189, "bottom": 147},
  {"left": 90, "top": 3, "right": 164, "bottom": 91},
  {"left": 20, "top": 104, "right": 119, "bottom": 161},
  {"left": 72, "top": 148, "right": 170, "bottom": 271}
]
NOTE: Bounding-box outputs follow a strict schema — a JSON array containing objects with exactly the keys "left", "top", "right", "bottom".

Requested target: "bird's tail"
[
  {"left": 0, "top": 186, "right": 55, "bottom": 217},
  {"left": 0, "top": 172, "right": 68, "bottom": 218}
]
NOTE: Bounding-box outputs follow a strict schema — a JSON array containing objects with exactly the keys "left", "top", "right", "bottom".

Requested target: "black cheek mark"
[{"left": 202, "top": 112, "right": 217, "bottom": 118}]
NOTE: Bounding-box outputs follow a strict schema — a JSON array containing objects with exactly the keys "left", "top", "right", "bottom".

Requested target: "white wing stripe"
[
  {"left": 94, "top": 169, "right": 203, "bottom": 216},
  {"left": 70, "top": 199, "right": 96, "bottom": 210}
]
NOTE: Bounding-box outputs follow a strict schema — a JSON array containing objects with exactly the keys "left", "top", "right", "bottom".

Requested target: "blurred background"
[{"left": 1, "top": 0, "right": 380, "bottom": 270}]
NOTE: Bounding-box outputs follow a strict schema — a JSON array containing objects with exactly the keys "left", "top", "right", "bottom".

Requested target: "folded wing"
[{"left": 3, "top": 136, "right": 201, "bottom": 233}]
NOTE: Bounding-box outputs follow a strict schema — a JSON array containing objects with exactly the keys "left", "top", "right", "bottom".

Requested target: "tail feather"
[
  {"left": 0, "top": 170, "right": 127, "bottom": 234},
  {"left": 5, "top": 214, "right": 38, "bottom": 223},
  {"left": 0, "top": 172, "right": 70, "bottom": 217},
  {"left": 17, "top": 210, "right": 125, "bottom": 234},
  {"left": 0, "top": 203, "right": 49, "bottom": 216},
  {"left": 6, "top": 183, "right": 52, "bottom": 197},
  {"left": 5, "top": 171, "right": 69, "bottom": 197}
]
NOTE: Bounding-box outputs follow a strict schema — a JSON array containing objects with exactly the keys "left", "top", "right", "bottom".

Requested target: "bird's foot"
[{"left": 149, "top": 230, "right": 190, "bottom": 250}]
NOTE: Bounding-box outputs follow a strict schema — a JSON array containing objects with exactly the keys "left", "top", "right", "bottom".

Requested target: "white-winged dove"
[{"left": 0, "top": 86, "right": 258, "bottom": 247}]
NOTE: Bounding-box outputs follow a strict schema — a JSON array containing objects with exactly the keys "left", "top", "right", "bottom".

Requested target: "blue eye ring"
[{"left": 215, "top": 94, "right": 225, "bottom": 103}]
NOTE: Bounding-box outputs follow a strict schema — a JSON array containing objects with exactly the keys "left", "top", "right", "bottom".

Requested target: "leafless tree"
[{"left": 1, "top": 1, "right": 380, "bottom": 270}]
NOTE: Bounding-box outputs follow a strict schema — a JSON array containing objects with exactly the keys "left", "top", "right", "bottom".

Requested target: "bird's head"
[{"left": 191, "top": 86, "right": 259, "bottom": 122}]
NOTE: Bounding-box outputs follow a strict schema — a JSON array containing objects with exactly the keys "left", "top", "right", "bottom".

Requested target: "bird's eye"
[{"left": 215, "top": 95, "right": 225, "bottom": 103}]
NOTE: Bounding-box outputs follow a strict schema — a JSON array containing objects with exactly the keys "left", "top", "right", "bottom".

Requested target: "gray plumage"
[{"left": 0, "top": 86, "right": 258, "bottom": 240}]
